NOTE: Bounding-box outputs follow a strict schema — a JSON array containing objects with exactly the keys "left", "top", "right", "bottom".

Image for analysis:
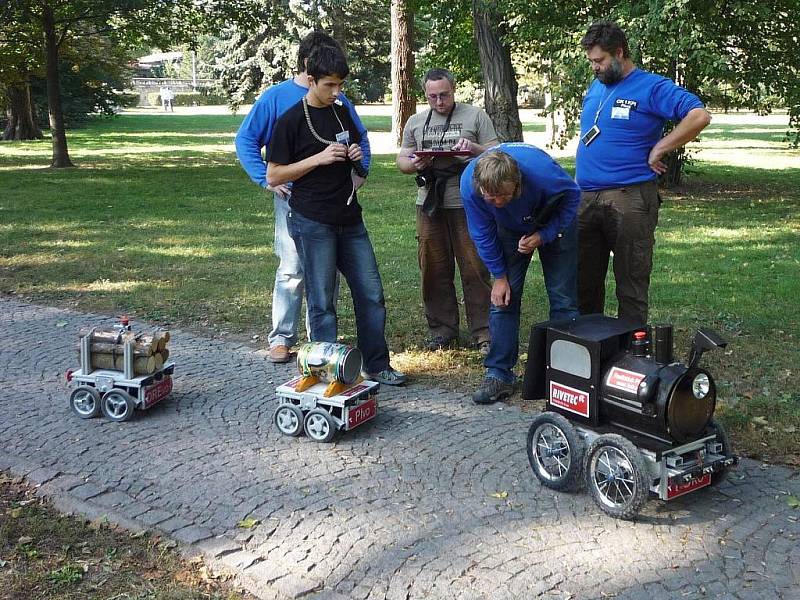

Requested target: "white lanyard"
[{"left": 593, "top": 82, "right": 620, "bottom": 124}]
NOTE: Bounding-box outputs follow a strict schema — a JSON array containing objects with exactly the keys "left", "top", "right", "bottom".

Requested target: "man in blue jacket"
[
  {"left": 461, "top": 144, "right": 580, "bottom": 404},
  {"left": 576, "top": 21, "right": 711, "bottom": 324},
  {"left": 235, "top": 31, "right": 371, "bottom": 363}
]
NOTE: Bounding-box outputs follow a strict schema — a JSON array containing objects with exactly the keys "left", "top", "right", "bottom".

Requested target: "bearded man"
[{"left": 576, "top": 21, "right": 711, "bottom": 324}]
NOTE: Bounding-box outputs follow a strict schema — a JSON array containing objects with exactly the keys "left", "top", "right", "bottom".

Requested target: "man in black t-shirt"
[{"left": 266, "top": 45, "right": 406, "bottom": 386}]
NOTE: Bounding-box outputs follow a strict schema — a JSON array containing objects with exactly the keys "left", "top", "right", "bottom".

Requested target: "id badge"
[
  {"left": 335, "top": 131, "right": 350, "bottom": 146},
  {"left": 581, "top": 125, "right": 600, "bottom": 146}
]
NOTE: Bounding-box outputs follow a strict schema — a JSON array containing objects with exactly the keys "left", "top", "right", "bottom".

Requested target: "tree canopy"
[
  {"left": 504, "top": 0, "right": 800, "bottom": 146},
  {"left": 215, "top": 0, "right": 391, "bottom": 109},
  {"left": 1, "top": 0, "right": 260, "bottom": 165}
]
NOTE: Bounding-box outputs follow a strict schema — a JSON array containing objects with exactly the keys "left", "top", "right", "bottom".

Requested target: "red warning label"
[
  {"left": 549, "top": 381, "right": 590, "bottom": 418},
  {"left": 606, "top": 367, "right": 645, "bottom": 394}
]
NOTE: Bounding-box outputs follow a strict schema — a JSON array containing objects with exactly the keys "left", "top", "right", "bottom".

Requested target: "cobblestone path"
[{"left": 1, "top": 298, "right": 798, "bottom": 599}]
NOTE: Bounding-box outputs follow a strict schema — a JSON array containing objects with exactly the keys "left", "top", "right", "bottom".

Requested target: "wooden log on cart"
[
  {"left": 78, "top": 327, "right": 170, "bottom": 356},
  {"left": 77, "top": 342, "right": 153, "bottom": 357},
  {"left": 89, "top": 353, "right": 157, "bottom": 375},
  {"left": 78, "top": 351, "right": 168, "bottom": 375}
]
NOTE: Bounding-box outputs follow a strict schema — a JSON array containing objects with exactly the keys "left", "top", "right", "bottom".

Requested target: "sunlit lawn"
[{"left": 0, "top": 112, "right": 798, "bottom": 463}]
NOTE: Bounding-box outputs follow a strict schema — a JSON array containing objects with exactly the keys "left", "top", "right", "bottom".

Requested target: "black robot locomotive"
[{"left": 522, "top": 315, "right": 737, "bottom": 519}]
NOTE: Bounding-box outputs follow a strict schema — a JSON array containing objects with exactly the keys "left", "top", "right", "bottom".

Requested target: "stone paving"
[{"left": 1, "top": 297, "right": 798, "bottom": 600}]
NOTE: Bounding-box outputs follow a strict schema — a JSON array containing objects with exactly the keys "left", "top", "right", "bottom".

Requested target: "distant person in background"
[
  {"left": 234, "top": 32, "right": 371, "bottom": 364},
  {"left": 160, "top": 86, "right": 174, "bottom": 112},
  {"left": 576, "top": 21, "right": 711, "bottom": 324}
]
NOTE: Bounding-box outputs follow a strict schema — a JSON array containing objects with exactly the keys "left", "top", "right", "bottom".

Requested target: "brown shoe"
[{"left": 268, "top": 345, "right": 291, "bottom": 363}]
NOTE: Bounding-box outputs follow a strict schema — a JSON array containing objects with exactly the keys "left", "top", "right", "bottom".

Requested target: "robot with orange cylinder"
[{"left": 273, "top": 342, "right": 379, "bottom": 443}]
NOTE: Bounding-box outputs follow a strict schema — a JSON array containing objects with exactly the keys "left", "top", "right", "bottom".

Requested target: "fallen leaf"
[
  {"left": 56, "top": 321, "right": 68, "bottom": 327},
  {"left": 142, "top": 568, "right": 163, "bottom": 580},
  {"left": 237, "top": 517, "right": 260, "bottom": 529},
  {"left": 783, "top": 426, "right": 797, "bottom": 433},
  {"left": 751, "top": 416, "right": 769, "bottom": 426},
  {"left": 17, "top": 536, "right": 33, "bottom": 545},
  {"left": 10, "top": 508, "right": 22, "bottom": 518},
  {"left": 787, "top": 496, "right": 800, "bottom": 509},
  {"left": 0, "top": 559, "right": 7, "bottom": 568},
  {"left": 490, "top": 491, "right": 508, "bottom": 499}
]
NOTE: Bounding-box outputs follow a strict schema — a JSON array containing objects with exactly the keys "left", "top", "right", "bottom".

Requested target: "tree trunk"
[
  {"left": 472, "top": 1, "right": 523, "bottom": 142},
  {"left": 660, "top": 149, "right": 684, "bottom": 188},
  {"left": 42, "top": 4, "right": 74, "bottom": 168},
  {"left": 390, "top": 0, "right": 415, "bottom": 147},
  {"left": 659, "top": 120, "right": 684, "bottom": 188},
  {"left": 3, "top": 80, "right": 43, "bottom": 141}
]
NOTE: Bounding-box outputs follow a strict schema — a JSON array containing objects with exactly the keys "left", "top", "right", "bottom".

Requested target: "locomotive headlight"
[
  {"left": 692, "top": 373, "right": 711, "bottom": 399},
  {"left": 665, "top": 369, "right": 717, "bottom": 442}
]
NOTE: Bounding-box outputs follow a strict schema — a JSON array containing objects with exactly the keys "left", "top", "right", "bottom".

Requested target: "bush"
[
  {"left": 172, "top": 91, "right": 227, "bottom": 106},
  {"left": 114, "top": 92, "right": 139, "bottom": 108},
  {"left": 146, "top": 92, "right": 162, "bottom": 107}
]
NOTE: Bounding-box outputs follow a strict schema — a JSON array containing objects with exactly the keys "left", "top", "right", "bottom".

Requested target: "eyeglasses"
[{"left": 426, "top": 92, "right": 452, "bottom": 101}]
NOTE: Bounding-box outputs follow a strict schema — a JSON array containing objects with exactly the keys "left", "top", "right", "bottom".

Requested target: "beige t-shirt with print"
[{"left": 401, "top": 103, "right": 497, "bottom": 209}]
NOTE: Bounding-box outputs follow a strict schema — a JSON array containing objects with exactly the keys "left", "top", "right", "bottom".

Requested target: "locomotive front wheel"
[
  {"left": 304, "top": 409, "right": 336, "bottom": 443},
  {"left": 273, "top": 404, "right": 304, "bottom": 437},
  {"left": 707, "top": 418, "right": 732, "bottom": 487},
  {"left": 101, "top": 389, "right": 135, "bottom": 422},
  {"left": 585, "top": 434, "right": 650, "bottom": 520},
  {"left": 70, "top": 386, "right": 101, "bottom": 419},
  {"left": 527, "top": 412, "right": 584, "bottom": 491}
]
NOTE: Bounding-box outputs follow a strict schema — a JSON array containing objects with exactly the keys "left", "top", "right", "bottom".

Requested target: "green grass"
[{"left": 1, "top": 113, "right": 798, "bottom": 462}]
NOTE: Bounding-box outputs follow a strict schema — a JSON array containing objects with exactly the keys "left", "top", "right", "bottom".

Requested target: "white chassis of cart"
[
  {"left": 274, "top": 376, "right": 379, "bottom": 443},
  {"left": 527, "top": 412, "right": 737, "bottom": 519},
  {"left": 68, "top": 333, "right": 175, "bottom": 422}
]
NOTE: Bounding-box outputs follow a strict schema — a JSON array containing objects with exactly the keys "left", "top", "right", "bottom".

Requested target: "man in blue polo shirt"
[
  {"left": 235, "top": 31, "right": 371, "bottom": 364},
  {"left": 461, "top": 144, "right": 580, "bottom": 404},
  {"left": 576, "top": 21, "right": 711, "bottom": 325}
]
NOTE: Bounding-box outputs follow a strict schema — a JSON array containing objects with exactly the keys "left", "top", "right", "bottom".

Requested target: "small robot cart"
[
  {"left": 274, "top": 342, "right": 379, "bottom": 443},
  {"left": 522, "top": 315, "right": 738, "bottom": 519},
  {"left": 67, "top": 320, "right": 175, "bottom": 422}
]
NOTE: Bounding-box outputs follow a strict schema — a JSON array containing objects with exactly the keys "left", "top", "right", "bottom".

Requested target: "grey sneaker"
[
  {"left": 472, "top": 377, "right": 514, "bottom": 404},
  {"left": 365, "top": 367, "right": 407, "bottom": 386}
]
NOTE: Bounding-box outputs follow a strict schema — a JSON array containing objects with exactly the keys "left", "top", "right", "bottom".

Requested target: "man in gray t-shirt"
[{"left": 396, "top": 68, "right": 498, "bottom": 353}]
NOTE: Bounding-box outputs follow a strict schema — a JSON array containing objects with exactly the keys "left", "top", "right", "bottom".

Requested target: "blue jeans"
[
  {"left": 268, "top": 195, "right": 338, "bottom": 348},
  {"left": 288, "top": 210, "right": 390, "bottom": 374},
  {"left": 485, "top": 222, "right": 579, "bottom": 383}
]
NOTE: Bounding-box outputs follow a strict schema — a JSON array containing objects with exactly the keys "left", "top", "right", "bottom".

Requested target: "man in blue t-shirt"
[
  {"left": 576, "top": 21, "right": 711, "bottom": 325},
  {"left": 234, "top": 31, "right": 371, "bottom": 364},
  {"left": 461, "top": 144, "right": 580, "bottom": 404}
]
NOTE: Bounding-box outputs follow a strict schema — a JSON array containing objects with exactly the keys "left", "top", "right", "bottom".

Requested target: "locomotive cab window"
[{"left": 550, "top": 340, "right": 591, "bottom": 378}]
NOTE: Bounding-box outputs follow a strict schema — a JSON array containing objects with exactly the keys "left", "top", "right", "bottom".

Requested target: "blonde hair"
[{"left": 473, "top": 150, "right": 522, "bottom": 197}]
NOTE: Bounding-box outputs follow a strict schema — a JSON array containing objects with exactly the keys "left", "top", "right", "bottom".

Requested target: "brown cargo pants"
[
  {"left": 577, "top": 180, "right": 660, "bottom": 325},
  {"left": 416, "top": 206, "right": 491, "bottom": 345}
]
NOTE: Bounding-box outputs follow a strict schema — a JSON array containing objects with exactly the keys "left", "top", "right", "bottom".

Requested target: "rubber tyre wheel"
[
  {"left": 526, "top": 412, "right": 584, "bottom": 491},
  {"left": 101, "top": 389, "right": 135, "bottom": 422},
  {"left": 273, "top": 404, "right": 304, "bottom": 437},
  {"left": 585, "top": 434, "right": 650, "bottom": 520},
  {"left": 70, "top": 386, "right": 101, "bottom": 419},
  {"left": 304, "top": 408, "right": 336, "bottom": 443},
  {"left": 707, "top": 417, "right": 732, "bottom": 487}
]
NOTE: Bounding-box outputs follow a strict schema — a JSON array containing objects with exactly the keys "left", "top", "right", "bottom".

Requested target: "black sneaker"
[
  {"left": 425, "top": 335, "right": 456, "bottom": 351},
  {"left": 472, "top": 377, "right": 514, "bottom": 404}
]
